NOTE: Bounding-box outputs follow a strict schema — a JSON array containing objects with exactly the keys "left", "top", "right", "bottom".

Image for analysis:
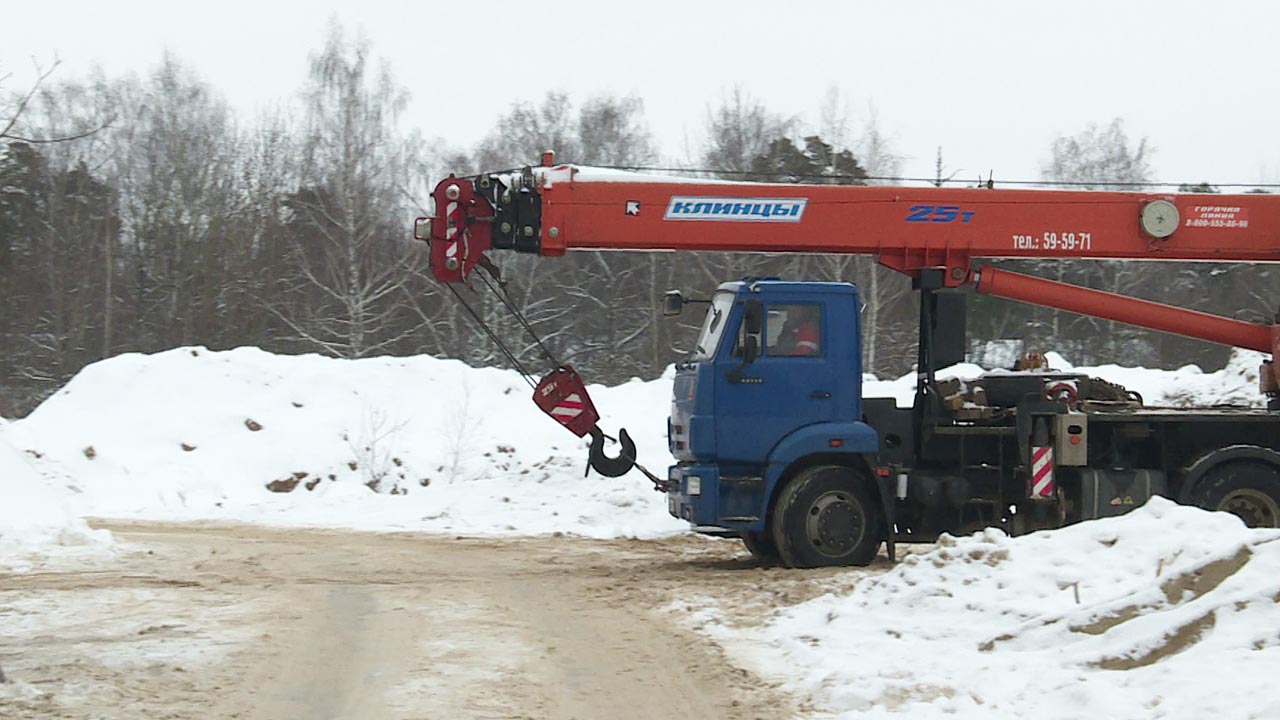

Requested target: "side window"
[{"left": 766, "top": 304, "right": 822, "bottom": 357}]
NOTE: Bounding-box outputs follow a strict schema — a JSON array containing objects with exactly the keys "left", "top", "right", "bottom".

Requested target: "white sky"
[{"left": 7, "top": 0, "right": 1280, "bottom": 186}]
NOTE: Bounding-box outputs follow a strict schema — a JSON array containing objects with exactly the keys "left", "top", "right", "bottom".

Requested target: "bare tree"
[
  {"left": 1043, "top": 119, "right": 1152, "bottom": 189},
  {"left": 474, "top": 91, "right": 581, "bottom": 169},
  {"left": 1033, "top": 118, "right": 1171, "bottom": 365},
  {"left": 2, "top": 58, "right": 113, "bottom": 144},
  {"left": 577, "top": 95, "right": 657, "bottom": 167},
  {"left": 702, "top": 87, "right": 792, "bottom": 176},
  {"left": 857, "top": 105, "right": 903, "bottom": 182},
  {"left": 0, "top": 70, "right": 125, "bottom": 408},
  {"left": 102, "top": 55, "right": 249, "bottom": 351},
  {"left": 0, "top": 141, "right": 119, "bottom": 396},
  {"left": 276, "top": 23, "right": 425, "bottom": 359}
]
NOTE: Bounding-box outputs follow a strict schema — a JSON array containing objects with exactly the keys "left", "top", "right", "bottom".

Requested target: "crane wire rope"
[
  {"left": 573, "top": 163, "right": 1280, "bottom": 190},
  {"left": 443, "top": 282, "right": 537, "bottom": 389}
]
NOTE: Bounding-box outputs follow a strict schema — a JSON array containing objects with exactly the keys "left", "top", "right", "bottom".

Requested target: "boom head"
[{"left": 419, "top": 167, "right": 545, "bottom": 285}]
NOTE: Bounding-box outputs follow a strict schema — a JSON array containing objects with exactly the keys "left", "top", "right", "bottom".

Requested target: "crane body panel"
[{"left": 537, "top": 176, "right": 1280, "bottom": 270}]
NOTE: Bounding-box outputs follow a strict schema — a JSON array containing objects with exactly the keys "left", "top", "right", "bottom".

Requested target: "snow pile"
[
  {"left": 863, "top": 349, "right": 1267, "bottom": 408},
  {"left": 1, "top": 345, "right": 1266, "bottom": 552},
  {"left": 705, "top": 499, "right": 1280, "bottom": 719},
  {"left": 0, "top": 422, "right": 112, "bottom": 564},
  {"left": 10, "top": 347, "right": 686, "bottom": 539},
  {"left": 1074, "top": 349, "right": 1269, "bottom": 408}
]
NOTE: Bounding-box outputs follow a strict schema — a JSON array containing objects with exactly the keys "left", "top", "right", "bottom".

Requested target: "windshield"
[{"left": 691, "top": 291, "right": 735, "bottom": 361}]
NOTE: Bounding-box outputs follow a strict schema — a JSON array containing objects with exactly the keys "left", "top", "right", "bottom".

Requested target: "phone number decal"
[
  {"left": 1012, "top": 232, "right": 1094, "bottom": 252},
  {"left": 1185, "top": 205, "right": 1249, "bottom": 229}
]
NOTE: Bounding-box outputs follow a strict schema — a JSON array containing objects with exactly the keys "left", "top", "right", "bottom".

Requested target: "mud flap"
[{"left": 876, "top": 472, "right": 896, "bottom": 562}]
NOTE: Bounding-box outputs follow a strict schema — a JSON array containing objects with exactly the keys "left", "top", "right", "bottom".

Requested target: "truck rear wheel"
[
  {"left": 771, "top": 465, "right": 883, "bottom": 568},
  {"left": 1192, "top": 458, "right": 1280, "bottom": 528}
]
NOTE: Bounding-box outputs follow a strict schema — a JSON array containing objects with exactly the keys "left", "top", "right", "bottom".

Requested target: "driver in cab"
[{"left": 776, "top": 306, "right": 820, "bottom": 356}]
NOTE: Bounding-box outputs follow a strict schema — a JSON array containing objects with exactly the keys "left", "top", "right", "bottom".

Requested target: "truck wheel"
[
  {"left": 771, "top": 465, "right": 883, "bottom": 568},
  {"left": 1192, "top": 459, "right": 1280, "bottom": 528},
  {"left": 740, "top": 531, "right": 779, "bottom": 561}
]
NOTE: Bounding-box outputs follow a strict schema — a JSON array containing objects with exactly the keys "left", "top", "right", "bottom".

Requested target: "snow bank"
[
  {"left": 2, "top": 346, "right": 1266, "bottom": 553},
  {"left": 863, "top": 348, "right": 1267, "bottom": 408},
  {"left": 0, "top": 421, "right": 111, "bottom": 566},
  {"left": 10, "top": 347, "right": 687, "bottom": 539},
  {"left": 693, "top": 498, "right": 1280, "bottom": 719}
]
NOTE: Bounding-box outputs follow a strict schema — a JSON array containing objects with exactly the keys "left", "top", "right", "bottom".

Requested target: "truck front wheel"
[
  {"left": 740, "top": 531, "right": 779, "bottom": 561},
  {"left": 771, "top": 465, "right": 884, "bottom": 568}
]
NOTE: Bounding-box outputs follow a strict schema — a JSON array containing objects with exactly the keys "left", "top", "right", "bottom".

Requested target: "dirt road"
[{"left": 0, "top": 522, "right": 858, "bottom": 719}]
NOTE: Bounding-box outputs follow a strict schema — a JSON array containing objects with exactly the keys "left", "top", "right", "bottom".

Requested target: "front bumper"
[
  {"left": 666, "top": 464, "right": 768, "bottom": 532},
  {"left": 666, "top": 463, "right": 719, "bottom": 526}
]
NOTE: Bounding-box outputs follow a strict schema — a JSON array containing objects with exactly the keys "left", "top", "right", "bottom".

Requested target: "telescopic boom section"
[
  {"left": 425, "top": 162, "right": 1280, "bottom": 282},
  {"left": 420, "top": 160, "right": 1280, "bottom": 402}
]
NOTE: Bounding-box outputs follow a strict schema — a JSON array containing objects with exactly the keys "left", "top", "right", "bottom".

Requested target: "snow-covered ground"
[
  {"left": 681, "top": 499, "right": 1280, "bottom": 719},
  {"left": 2, "top": 346, "right": 1275, "bottom": 716},
  {"left": 0, "top": 424, "right": 112, "bottom": 570}
]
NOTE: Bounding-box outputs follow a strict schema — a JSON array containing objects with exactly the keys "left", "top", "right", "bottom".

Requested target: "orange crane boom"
[{"left": 421, "top": 156, "right": 1280, "bottom": 401}]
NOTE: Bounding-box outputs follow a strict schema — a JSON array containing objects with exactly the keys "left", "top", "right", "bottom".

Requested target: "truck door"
[{"left": 713, "top": 300, "right": 846, "bottom": 464}]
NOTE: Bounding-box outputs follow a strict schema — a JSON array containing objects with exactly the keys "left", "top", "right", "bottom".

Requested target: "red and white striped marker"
[
  {"left": 443, "top": 200, "right": 462, "bottom": 262},
  {"left": 549, "top": 393, "right": 584, "bottom": 424},
  {"left": 444, "top": 201, "right": 458, "bottom": 239},
  {"left": 1031, "top": 445, "right": 1055, "bottom": 497},
  {"left": 533, "top": 365, "right": 601, "bottom": 438}
]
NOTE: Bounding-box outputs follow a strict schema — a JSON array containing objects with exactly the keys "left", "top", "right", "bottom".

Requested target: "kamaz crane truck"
[{"left": 418, "top": 156, "right": 1280, "bottom": 567}]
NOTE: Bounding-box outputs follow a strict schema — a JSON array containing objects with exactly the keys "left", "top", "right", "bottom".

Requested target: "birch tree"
[
  {"left": 1039, "top": 118, "right": 1159, "bottom": 364},
  {"left": 278, "top": 24, "right": 424, "bottom": 358},
  {"left": 105, "top": 56, "right": 246, "bottom": 351}
]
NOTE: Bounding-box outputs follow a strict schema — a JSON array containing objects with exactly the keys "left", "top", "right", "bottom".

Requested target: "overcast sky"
[{"left": 7, "top": 0, "right": 1279, "bottom": 186}]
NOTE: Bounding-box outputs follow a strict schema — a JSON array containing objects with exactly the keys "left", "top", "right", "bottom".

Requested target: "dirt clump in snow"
[
  {"left": 1094, "top": 610, "right": 1218, "bottom": 670},
  {"left": 1159, "top": 545, "right": 1252, "bottom": 603}
]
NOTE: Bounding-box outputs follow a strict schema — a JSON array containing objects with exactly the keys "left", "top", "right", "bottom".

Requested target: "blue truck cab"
[{"left": 666, "top": 279, "right": 880, "bottom": 542}]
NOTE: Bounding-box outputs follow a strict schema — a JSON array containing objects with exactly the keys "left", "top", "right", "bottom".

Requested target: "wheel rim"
[
  {"left": 1218, "top": 488, "right": 1280, "bottom": 528},
  {"left": 804, "top": 490, "right": 864, "bottom": 558}
]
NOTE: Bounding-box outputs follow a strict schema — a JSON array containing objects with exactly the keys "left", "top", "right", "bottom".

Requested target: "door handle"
[{"left": 810, "top": 390, "right": 831, "bottom": 399}]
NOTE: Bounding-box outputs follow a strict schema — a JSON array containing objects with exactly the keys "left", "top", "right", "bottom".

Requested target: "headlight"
[{"left": 686, "top": 476, "right": 701, "bottom": 495}]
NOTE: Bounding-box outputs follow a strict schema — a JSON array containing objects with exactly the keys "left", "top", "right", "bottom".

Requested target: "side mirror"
[
  {"left": 413, "top": 217, "right": 432, "bottom": 241},
  {"left": 662, "top": 290, "right": 684, "bottom": 317},
  {"left": 742, "top": 334, "right": 759, "bottom": 364}
]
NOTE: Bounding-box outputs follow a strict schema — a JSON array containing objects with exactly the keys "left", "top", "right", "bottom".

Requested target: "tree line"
[{"left": 1, "top": 27, "right": 1275, "bottom": 416}]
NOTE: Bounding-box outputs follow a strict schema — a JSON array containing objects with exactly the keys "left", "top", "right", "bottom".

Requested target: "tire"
[
  {"left": 1192, "top": 458, "right": 1280, "bottom": 529},
  {"left": 771, "top": 465, "right": 884, "bottom": 568},
  {"left": 741, "top": 530, "right": 779, "bottom": 561}
]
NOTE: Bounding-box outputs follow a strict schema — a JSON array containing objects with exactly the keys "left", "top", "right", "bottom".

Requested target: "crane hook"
[{"left": 587, "top": 427, "right": 636, "bottom": 477}]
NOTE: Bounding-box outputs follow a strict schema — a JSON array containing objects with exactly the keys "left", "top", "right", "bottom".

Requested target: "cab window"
[
  {"left": 692, "top": 291, "right": 735, "bottom": 361},
  {"left": 736, "top": 304, "right": 823, "bottom": 357},
  {"left": 766, "top": 304, "right": 822, "bottom": 356}
]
